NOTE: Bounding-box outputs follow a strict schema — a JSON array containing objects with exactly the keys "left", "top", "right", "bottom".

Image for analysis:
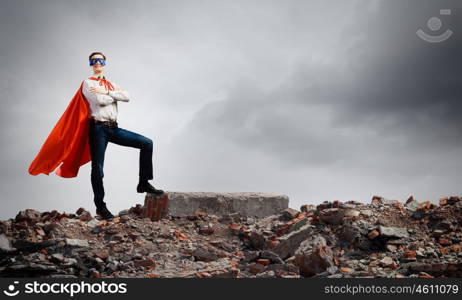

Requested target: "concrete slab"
[{"left": 148, "top": 192, "right": 289, "bottom": 218}]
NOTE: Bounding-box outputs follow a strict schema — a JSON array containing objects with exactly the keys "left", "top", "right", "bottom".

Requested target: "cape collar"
[
  {"left": 89, "top": 74, "right": 106, "bottom": 80},
  {"left": 88, "top": 75, "right": 114, "bottom": 91}
]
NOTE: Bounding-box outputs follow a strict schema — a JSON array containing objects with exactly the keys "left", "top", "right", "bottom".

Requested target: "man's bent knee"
[{"left": 143, "top": 138, "right": 153, "bottom": 149}]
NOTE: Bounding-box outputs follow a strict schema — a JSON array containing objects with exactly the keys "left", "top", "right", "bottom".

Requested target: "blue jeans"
[{"left": 89, "top": 122, "right": 154, "bottom": 209}]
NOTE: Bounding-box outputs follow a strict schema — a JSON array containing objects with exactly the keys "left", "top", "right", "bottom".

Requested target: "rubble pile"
[{"left": 0, "top": 195, "right": 461, "bottom": 278}]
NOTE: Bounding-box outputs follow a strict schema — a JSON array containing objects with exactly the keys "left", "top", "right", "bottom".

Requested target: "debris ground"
[{"left": 1, "top": 195, "right": 461, "bottom": 278}]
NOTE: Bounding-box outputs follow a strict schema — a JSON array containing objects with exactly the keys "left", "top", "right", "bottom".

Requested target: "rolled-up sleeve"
[
  {"left": 108, "top": 82, "right": 130, "bottom": 102},
  {"left": 82, "top": 80, "right": 114, "bottom": 106}
]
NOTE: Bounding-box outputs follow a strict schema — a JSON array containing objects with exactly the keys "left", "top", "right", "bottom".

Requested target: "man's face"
[{"left": 90, "top": 54, "right": 105, "bottom": 73}]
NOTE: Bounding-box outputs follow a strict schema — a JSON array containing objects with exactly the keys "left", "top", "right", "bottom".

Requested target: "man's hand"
[{"left": 89, "top": 86, "right": 108, "bottom": 95}]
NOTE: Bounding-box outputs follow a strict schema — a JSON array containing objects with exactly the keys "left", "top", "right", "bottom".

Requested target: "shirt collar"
[{"left": 91, "top": 74, "right": 106, "bottom": 80}]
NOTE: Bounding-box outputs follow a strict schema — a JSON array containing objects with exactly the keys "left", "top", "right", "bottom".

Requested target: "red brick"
[
  {"left": 367, "top": 230, "right": 380, "bottom": 240},
  {"left": 173, "top": 231, "right": 188, "bottom": 241},
  {"left": 371, "top": 196, "right": 383, "bottom": 205},
  {"left": 230, "top": 261, "right": 239, "bottom": 268},
  {"left": 249, "top": 263, "right": 266, "bottom": 274},
  {"left": 450, "top": 244, "right": 462, "bottom": 252},
  {"left": 418, "top": 201, "right": 434, "bottom": 210},
  {"left": 339, "top": 267, "right": 354, "bottom": 273},
  {"left": 93, "top": 250, "right": 109, "bottom": 260},
  {"left": 438, "top": 238, "right": 451, "bottom": 246},
  {"left": 256, "top": 259, "right": 271, "bottom": 266},
  {"left": 199, "top": 226, "right": 215, "bottom": 235},
  {"left": 229, "top": 223, "right": 241, "bottom": 235},
  {"left": 195, "top": 272, "right": 212, "bottom": 278},
  {"left": 78, "top": 211, "right": 93, "bottom": 222},
  {"left": 448, "top": 196, "right": 460, "bottom": 204},
  {"left": 403, "top": 250, "right": 416, "bottom": 259},
  {"left": 143, "top": 194, "right": 169, "bottom": 221},
  {"left": 439, "top": 197, "right": 449, "bottom": 206},
  {"left": 134, "top": 258, "right": 156, "bottom": 269},
  {"left": 76, "top": 207, "right": 86, "bottom": 215},
  {"left": 266, "top": 240, "right": 280, "bottom": 248},
  {"left": 405, "top": 195, "right": 415, "bottom": 204}
]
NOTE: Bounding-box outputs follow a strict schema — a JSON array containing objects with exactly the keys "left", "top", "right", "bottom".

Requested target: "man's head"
[{"left": 89, "top": 52, "right": 106, "bottom": 74}]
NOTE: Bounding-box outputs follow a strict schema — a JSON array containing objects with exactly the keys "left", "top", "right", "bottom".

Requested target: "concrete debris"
[
  {"left": 166, "top": 192, "right": 289, "bottom": 218},
  {"left": 0, "top": 194, "right": 461, "bottom": 278},
  {"left": 378, "top": 226, "right": 409, "bottom": 239}
]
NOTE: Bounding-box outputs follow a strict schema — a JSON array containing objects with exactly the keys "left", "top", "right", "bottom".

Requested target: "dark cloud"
[
  {"left": 1, "top": 0, "right": 461, "bottom": 219},
  {"left": 174, "top": 0, "right": 462, "bottom": 172}
]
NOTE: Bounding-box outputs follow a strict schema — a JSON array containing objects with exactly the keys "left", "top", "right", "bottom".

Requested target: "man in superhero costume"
[{"left": 29, "top": 51, "right": 164, "bottom": 220}]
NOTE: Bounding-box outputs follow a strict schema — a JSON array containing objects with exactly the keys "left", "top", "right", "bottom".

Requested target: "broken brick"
[
  {"left": 256, "top": 259, "right": 271, "bottom": 266},
  {"left": 367, "top": 230, "right": 380, "bottom": 240},
  {"left": 249, "top": 263, "right": 266, "bottom": 274}
]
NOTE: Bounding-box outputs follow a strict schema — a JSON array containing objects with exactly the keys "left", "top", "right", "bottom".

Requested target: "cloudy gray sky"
[{"left": 0, "top": 0, "right": 460, "bottom": 219}]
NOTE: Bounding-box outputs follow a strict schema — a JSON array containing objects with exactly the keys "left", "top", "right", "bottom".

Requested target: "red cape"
[{"left": 28, "top": 82, "right": 91, "bottom": 178}]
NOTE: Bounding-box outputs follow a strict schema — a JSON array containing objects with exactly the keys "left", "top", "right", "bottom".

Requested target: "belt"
[{"left": 90, "top": 118, "right": 118, "bottom": 127}]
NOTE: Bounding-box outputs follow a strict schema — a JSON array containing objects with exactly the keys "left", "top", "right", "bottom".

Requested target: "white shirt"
[{"left": 82, "top": 75, "right": 130, "bottom": 122}]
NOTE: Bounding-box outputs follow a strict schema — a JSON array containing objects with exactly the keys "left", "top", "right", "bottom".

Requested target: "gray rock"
[
  {"left": 63, "top": 258, "right": 78, "bottom": 267},
  {"left": 312, "top": 266, "right": 339, "bottom": 278},
  {"left": 280, "top": 208, "right": 299, "bottom": 220},
  {"left": 0, "top": 221, "right": 7, "bottom": 234},
  {"left": 86, "top": 219, "right": 99, "bottom": 228},
  {"left": 255, "top": 270, "right": 276, "bottom": 278},
  {"left": 288, "top": 218, "right": 308, "bottom": 234},
  {"left": 218, "top": 212, "right": 243, "bottom": 224},
  {"left": 5, "top": 262, "right": 57, "bottom": 276},
  {"left": 13, "top": 239, "right": 58, "bottom": 252},
  {"left": 259, "top": 250, "right": 284, "bottom": 264},
  {"left": 243, "top": 251, "right": 259, "bottom": 262},
  {"left": 296, "top": 235, "right": 327, "bottom": 253},
  {"left": 211, "top": 269, "right": 240, "bottom": 278},
  {"left": 50, "top": 253, "right": 65, "bottom": 263},
  {"left": 241, "top": 231, "right": 267, "bottom": 250},
  {"left": 361, "top": 210, "right": 373, "bottom": 217},
  {"left": 344, "top": 209, "right": 360, "bottom": 218},
  {"left": 266, "top": 264, "right": 289, "bottom": 272},
  {"left": 272, "top": 224, "right": 314, "bottom": 259},
  {"left": 65, "top": 238, "right": 89, "bottom": 248},
  {"left": 78, "top": 211, "right": 93, "bottom": 222},
  {"left": 318, "top": 208, "right": 345, "bottom": 225},
  {"left": 294, "top": 235, "right": 335, "bottom": 277},
  {"left": 49, "top": 274, "right": 78, "bottom": 278},
  {"left": 378, "top": 226, "right": 409, "bottom": 239},
  {"left": 192, "top": 247, "right": 219, "bottom": 262},
  {"left": 300, "top": 204, "right": 316, "bottom": 213},
  {"left": 0, "top": 234, "right": 15, "bottom": 252},
  {"left": 15, "top": 209, "right": 41, "bottom": 224},
  {"left": 94, "top": 257, "right": 105, "bottom": 266},
  {"left": 165, "top": 192, "right": 289, "bottom": 218},
  {"left": 405, "top": 199, "right": 419, "bottom": 211},
  {"left": 328, "top": 273, "right": 344, "bottom": 278}
]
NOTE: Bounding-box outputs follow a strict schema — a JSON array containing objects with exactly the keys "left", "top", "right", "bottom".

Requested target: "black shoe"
[
  {"left": 137, "top": 181, "right": 164, "bottom": 195},
  {"left": 96, "top": 206, "right": 114, "bottom": 220}
]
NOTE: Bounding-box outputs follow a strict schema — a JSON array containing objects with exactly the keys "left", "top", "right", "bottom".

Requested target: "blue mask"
[{"left": 89, "top": 58, "right": 106, "bottom": 66}]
